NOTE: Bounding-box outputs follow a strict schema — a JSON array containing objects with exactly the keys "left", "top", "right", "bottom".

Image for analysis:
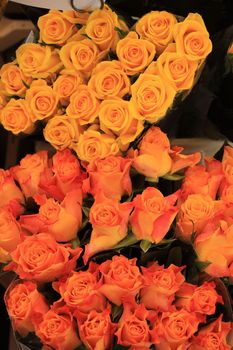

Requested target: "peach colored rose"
[
  {"left": 74, "top": 129, "right": 120, "bottom": 163},
  {"left": 38, "top": 10, "right": 77, "bottom": 45},
  {"left": 131, "top": 187, "right": 179, "bottom": 243},
  {"left": 66, "top": 84, "right": 100, "bottom": 125},
  {"left": 83, "top": 155, "right": 132, "bottom": 200},
  {"left": 43, "top": 115, "right": 81, "bottom": 151},
  {"left": 19, "top": 191, "right": 82, "bottom": 242},
  {"left": 0, "top": 62, "right": 32, "bottom": 96},
  {"left": 140, "top": 262, "right": 185, "bottom": 311},
  {"left": 4, "top": 233, "right": 82, "bottom": 283},
  {"left": 173, "top": 13, "right": 212, "bottom": 61},
  {"left": 16, "top": 43, "right": 62, "bottom": 79},
  {"left": 34, "top": 303, "right": 81, "bottom": 350},
  {"left": 222, "top": 146, "right": 233, "bottom": 184},
  {"left": 53, "top": 69, "right": 83, "bottom": 106},
  {"left": 0, "top": 208, "right": 21, "bottom": 262},
  {"left": 11, "top": 150, "right": 49, "bottom": 199},
  {"left": 98, "top": 255, "right": 142, "bottom": 305},
  {"left": 88, "top": 60, "right": 130, "bottom": 100},
  {"left": 0, "top": 168, "right": 25, "bottom": 216},
  {"left": 0, "top": 99, "right": 35, "bottom": 135},
  {"left": 4, "top": 280, "right": 49, "bottom": 337},
  {"left": 136, "top": 11, "right": 177, "bottom": 54},
  {"left": 116, "top": 31, "right": 156, "bottom": 75}
]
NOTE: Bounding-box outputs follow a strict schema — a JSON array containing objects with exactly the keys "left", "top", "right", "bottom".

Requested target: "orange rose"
[
  {"left": 0, "top": 168, "right": 25, "bottom": 216},
  {"left": 83, "top": 155, "right": 132, "bottom": 200},
  {"left": 25, "top": 79, "right": 58, "bottom": 122},
  {"left": 99, "top": 256, "right": 142, "bottom": 306},
  {"left": 173, "top": 13, "right": 212, "bottom": 61},
  {"left": 0, "top": 90, "right": 7, "bottom": 110},
  {"left": 88, "top": 60, "right": 130, "bottom": 99},
  {"left": 53, "top": 69, "right": 83, "bottom": 106},
  {"left": 74, "top": 129, "right": 120, "bottom": 163},
  {"left": 131, "top": 72, "right": 176, "bottom": 123},
  {"left": 222, "top": 146, "right": 233, "bottom": 184},
  {"left": 66, "top": 84, "right": 100, "bottom": 125},
  {"left": 84, "top": 194, "right": 132, "bottom": 262},
  {"left": 16, "top": 43, "right": 62, "bottom": 79},
  {"left": 228, "top": 42, "right": 233, "bottom": 54},
  {"left": 169, "top": 146, "right": 201, "bottom": 174},
  {"left": 0, "top": 208, "right": 21, "bottom": 262},
  {"left": 53, "top": 262, "right": 106, "bottom": 317},
  {"left": 1, "top": 99, "right": 35, "bottom": 135},
  {"left": 62, "top": 10, "right": 89, "bottom": 25},
  {"left": 136, "top": 11, "right": 177, "bottom": 54},
  {"left": 4, "top": 280, "right": 49, "bottom": 337},
  {"left": 78, "top": 309, "right": 116, "bottom": 350},
  {"left": 220, "top": 182, "right": 233, "bottom": 204},
  {"left": 34, "top": 303, "right": 81, "bottom": 350},
  {"left": 43, "top": 115, "right": 81, "bottom": 151},
  {"left": 140, "top": 262, "right": 185, "bottom": 311},
  {"left": 132, "top": 126, "right": 172, "bottom": 181},
  {"left": 99, "top": 99, "right": 144, "bottom": 149},
  {"left": 116, "top": 31, "right": 156, "bottom": 75},
  {"left": 11, "top": 150, "right": 49, "bottom": 198},
  {"left": 38, "top": 10, "right": 77, "bottom": 45},
  {"left": 4, "top": 232, "right": 82, "bottom": 283},
  {"left": 130, "top": 187, "right": 179, "bottom": 243},
  {"left": 0, "top": 62, "right": 32, "bottom": 96}
]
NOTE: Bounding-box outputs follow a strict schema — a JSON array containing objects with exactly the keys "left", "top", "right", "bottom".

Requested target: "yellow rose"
[
  {"left": 38, "top": 10, "right": 77, "bottom": 45},
  {"left": 16, "top": 43, "right": 62, "bottom": 79},
  {"left": 88, "top": 60, "right": 130, "bottom": 99},
  {"left": 157, "top": 43, "right": 198, "bottom": 91},
  {"left": 116, "top": 31, "right": 156, "bottom": 75},
  {"left": 53, "top": 69, "right": 83, "bottom": 106},
  {"left": 25, "top": 79, "right": 58, "bottom": 122},
  {"left": 136, "top": 11, "right": 177, "bottom": 54},
  {"left": 131, "top": 72, "right": 176, "bottom": 123},
  {"left": 44, "top": 115, "right": 81, "bottom": 151},
  {"left": 1, "top": 99, "right": 35, "bottom": 135},
  {"left": 173, "top": 13, "right": 212, "bottom": 61},
  {"left": 0, "top": 62, "right": 32, "bottom": 96},
  {"left": 62, "top": 10, "right": 90, "bottom": 25},
  {"left": 99, "top": 99, "right": 144, "bottom": 149},
  {"left": 74, "top": 129, "right": 120, "bottom": 163}
]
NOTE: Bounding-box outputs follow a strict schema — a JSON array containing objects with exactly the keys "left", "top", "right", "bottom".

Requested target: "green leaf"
[
  {"left": 195, "top": 260, "right": 211, "bottom": 271},
  {"left": 71, "top": 237, "right": 80, "bottom": 248},
  {"left": 145, "top": 177, "right": 159, "bottom": 183},
  {"left": 82, "top": 33, "right": 91, "bottom": 40},
  {"left": 157, "top": 238, "right": 177, "bottom": 246},
  {"left": 22, "top": 80, "right": 30, "bottom": 89},
  {"left": 114, "top": 233, "right": 138, "bottom": 250},
  {"left": 162, "top": 173, "right": 185, "bottom": 181},
  {"left": 82, "top": 206, "right": 90, "bottom": 217},
  {"left": 140, "top": 240, "right": 152, "bottom": 253},
  {"left": 111, "top": 304, "right": 123, "bottom": 322},
  {"left": 114, "top": 27, "right": 128, "bottom": 39},
  {"left": 75, "top": 344, "right": 86, "bottom": 350}
]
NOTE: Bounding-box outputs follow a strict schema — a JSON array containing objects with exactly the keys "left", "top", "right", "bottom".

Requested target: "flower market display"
[{"left": 0, "top": 3, "right": 232, "bottom": 350}]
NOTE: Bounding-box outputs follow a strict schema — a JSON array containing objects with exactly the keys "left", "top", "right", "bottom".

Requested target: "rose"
[
  {"left": 83, "top": 155, "right": 132, "bottom": 200},
  {"left": 4, "top": 232, "right": 82, "bottom": 283},
  {"left": 228, "top": 42, "right": 233, "bottom": 54},
  {"left": 0, "top": 208, "right": 21, "bottom": 262},
  {"left": 98, "top": 255, "right": 142, "bottom": 305},
  {"left": 19, "top": 191, "right": 82, "bottom": 242},
  {"left": 220, "top": 182, "right": 233, "bottom": 204},
  {"left": 1, "top": 99, "right": 35, "bottom": 135},
  {"left": 99, "top": 99, "right": 144, "bottom": 149},
  {"left": 84, "top": 194, "right": 132, "bottom": 262},
  {"left": 74, "top": 129, "right": 120, "bottom": 163},
  {"left": 16, "top": 43, "right": 62, "bottom": 79},
  {"left": 0, "top": 91, "right": 7, "bottom": 110},
  {"left": 132, "top": 126, "right": 172, "bottom": 181},
  {"left": 4, "top": 280, "right": 49, "bottom": 337},
  {"left": 53, "top": 69, "right": 83, "bottom": 106},
  {"left": 189, "top": 316, "right": 232, "bottom": 350},
  {"left": 131, "top": 72, "right": 176, "bottom": 123},
  {"left": 0, "top": 168, "right": 25, "bottom": 216},
  {"left": 43, "top": 115, "right": 81, "bottom": 151},
  {"left": 62, "top": 9, "right": 89, "bottom": 25},
  {"left": 173, "top": 13, "right": 212, "bottom": 61},
  {"left": 157, "top": 43, "right": 198, "bottom": 91},
  {"left": 169, "top": 146, "right": 201, "bottom": 174},
  {"left": 78, "top": 309, "right": 116, "bottom": 350},
  {"left": 115, "top": 301, "right": 151, "bottom": 348},
  {"left": 53, "top": 262, "right": 106, "bottom": 317},
  {"left": 222, "top": 146, "right": 233, "bottom": 184},
  {"left": 136, "top": 11, "right": 177, "bottom": 54},
  {"left": 0, "top": 62, "right": 32, "bottom": 96},
  {"left": 88, "top": 60, "right": 130, "bottom": 99},
  {"left": 38, "top": 10, "right": 77, "bottom": 45},
  {"left": 11, "top": 150, "right": 49, "bottom": 198},
  {"left": 130, "top": 187, "right": 179, "bottom": 243},
  {"left": 140, "top": 262, "right": 185, "bottom": 311},
  {"left": 66, "top": 85, "right": 100, "bottom": 125},
  {"left": 116, "top": 31, "right": 156, "bottom": 75},
  {"left": 25, "top": 79, "right": 58, "bottom": 122},
  {"left": 34, "top": 303, "right": 81, "bottom": 350}
]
